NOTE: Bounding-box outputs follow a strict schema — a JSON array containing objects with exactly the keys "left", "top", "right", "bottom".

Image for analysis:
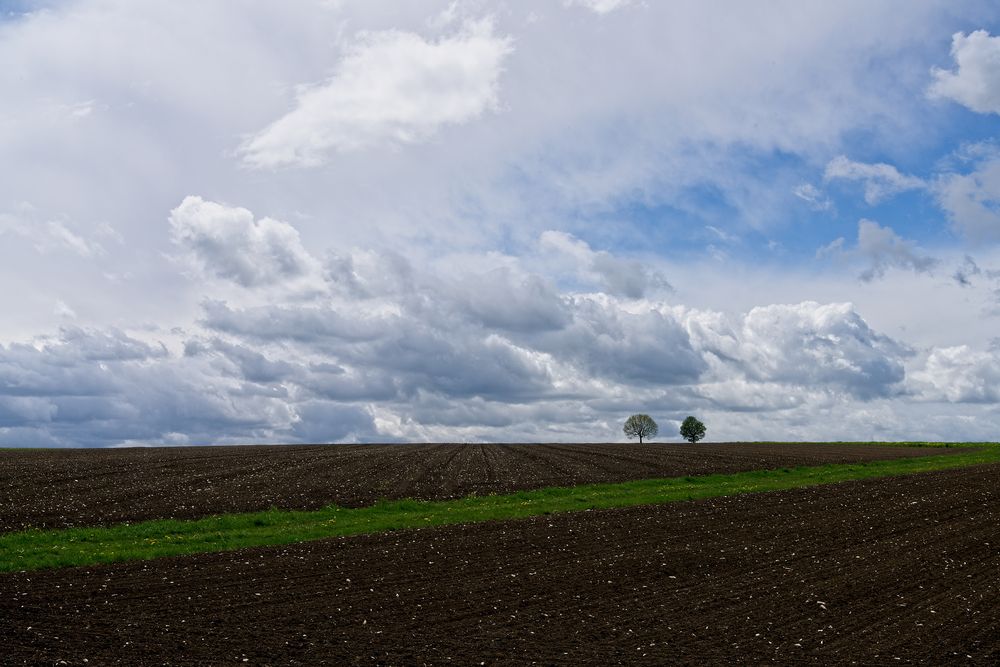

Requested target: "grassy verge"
[
  {"left": 2, "top": 443, "right": 999, "bottom": 573},
  {"left": 738, "top": 441, "right": 970, "bottom": 448}
]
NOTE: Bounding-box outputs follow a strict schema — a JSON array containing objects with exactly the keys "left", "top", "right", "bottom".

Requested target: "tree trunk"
[{"left": 639, "top": 434, "right": 643, "bottom": 444}]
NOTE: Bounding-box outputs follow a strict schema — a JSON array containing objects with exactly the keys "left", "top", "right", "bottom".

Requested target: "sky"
[{"left": 3, "top": 0, "right": 1000, "bottom": 446}]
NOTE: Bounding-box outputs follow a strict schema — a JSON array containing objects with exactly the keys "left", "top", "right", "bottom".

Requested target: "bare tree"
[{"left": 623, "top": 414, "right": 658, "bottom": 444}]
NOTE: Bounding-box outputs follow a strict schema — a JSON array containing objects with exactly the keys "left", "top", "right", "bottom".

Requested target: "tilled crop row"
[
  {"left": 2, "top": 464, "right": 998, "bottom": 664},
  {"left": 0, "top": 442, "right": 962, "bottom": 532}
]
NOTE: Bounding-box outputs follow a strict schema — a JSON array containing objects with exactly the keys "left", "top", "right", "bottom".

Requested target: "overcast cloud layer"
[{"left": 3, "top": 1, "right": 1000, "bottom": 446}]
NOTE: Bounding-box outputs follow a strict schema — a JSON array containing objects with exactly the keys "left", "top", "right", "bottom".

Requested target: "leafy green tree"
[
  {"left": 623, "top": 414, "right": 658, "bottom": 444},
  {"left": 679, "top": 416, "right": 706, "bottom": 443}
]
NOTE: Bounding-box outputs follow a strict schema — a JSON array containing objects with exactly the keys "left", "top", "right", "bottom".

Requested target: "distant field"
[
  {"left": 4, "top": 464, "right": 998, "bottom": 664},
  {"left": 0, "top": 442, "right": 968, "bottom": 531}
]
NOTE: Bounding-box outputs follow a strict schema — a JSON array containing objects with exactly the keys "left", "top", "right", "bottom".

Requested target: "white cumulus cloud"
[
  {"left": 910, "top": 346, "right": 1000, "bottom": 403},
  {"left": 169, "top": 196, "right": 320, "bottom": 287},
  {"left": 929, "top": 30, "right": 1000, "bottom": 115},
  {"left": 734, "top": 302, "right": 908, "bottom": 399},
  {"left": 240, "top": 18, "right": 513, "bottom": 168}
]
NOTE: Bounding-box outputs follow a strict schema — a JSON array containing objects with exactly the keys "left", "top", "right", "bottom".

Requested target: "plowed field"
[
  {"left": 0, "top": 442, "right": 960, "bottom": 531},
  {"left": 2, "top": 464, "right": 998, "bottom": 665}
]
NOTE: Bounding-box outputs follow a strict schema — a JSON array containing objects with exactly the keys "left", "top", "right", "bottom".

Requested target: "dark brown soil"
[
  {"left": 0, "top": 442, "right": 961, "bottom": 532},
  {"left": 2, "top": 464, "right": 998, "bottom": 665}
]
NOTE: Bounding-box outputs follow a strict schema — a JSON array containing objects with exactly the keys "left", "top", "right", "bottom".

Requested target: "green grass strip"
[
  {"left": 3, "top": 443, "right": 999, "bottom": 573},
  {"left": 730, "top": 441, "right": 970, "bottom": 448}
]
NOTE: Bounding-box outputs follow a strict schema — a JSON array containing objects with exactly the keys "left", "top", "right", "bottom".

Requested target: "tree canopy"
[
  {"left": 680, "top": 416, "right": 706, "bottom": 443},
  {"left": 623, "top": 414, "right": 658, "bottom": 444}
]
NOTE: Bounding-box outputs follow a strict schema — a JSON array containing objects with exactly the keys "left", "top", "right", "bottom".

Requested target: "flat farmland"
[
  {"left": 0, "top": 442, "right": 962, "bottom": 532},
  {"left": 3, "top": 464, "right": 998, "bottom": 665}
]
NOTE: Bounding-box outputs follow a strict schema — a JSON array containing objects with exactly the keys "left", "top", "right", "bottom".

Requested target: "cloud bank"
[{"left": 1, "top": 198, "right": 995, "bottom": 446}]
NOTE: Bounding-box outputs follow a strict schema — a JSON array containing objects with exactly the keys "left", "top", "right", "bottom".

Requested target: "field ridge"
[
  {"left": 3, "top": 443, "right": 997, "bottom": 572},
  {"left": 0, "top": 441, "right": 971, "bottom": 532}
]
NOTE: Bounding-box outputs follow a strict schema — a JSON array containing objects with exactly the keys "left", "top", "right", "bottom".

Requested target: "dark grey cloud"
[
  {"left": 288, "top": 401, "right": 377, "bottom": 443},
  {"left": 0, "top": 285, "right": 965, "bottom": 446},
  {"left": 527, "top": 296, "right": 704, "bottom": 385},
  {"left": 954, "top": 255, "right": 982, "bottom": 286},
  {"left": 0, "top": 327, "right": 306, "bottom": 447},
  {"left": 451, "top": 268, "right": 571, "bottom": 333},
  {"left": 184, "top": 338, "right": 296, "bottom": 383},
  {"left": 201, "top": 300, "right": 390, "bottom": 344}
]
